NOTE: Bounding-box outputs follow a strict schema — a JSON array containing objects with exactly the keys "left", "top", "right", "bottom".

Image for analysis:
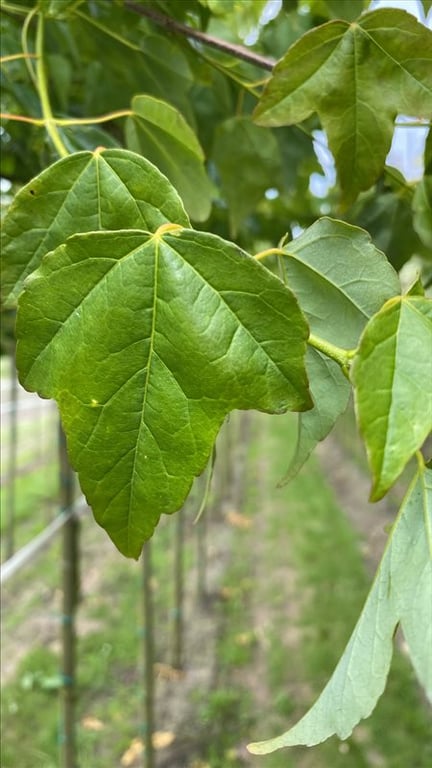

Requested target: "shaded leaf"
[
  {"left": 1, "top": 148, "right": 189, "bottom": 308},
  {"left": 280, "top": 218, "right": 399, "bottom": 478},
  {"left": 413, "top": 176, "right": 432, "bottom": 250},
  {"left": 351, "top": 297, "right": 432, "bottom": 501},
  {"left": 389, "top": 466, "right": 432, "bottom": 699},
  {"left": 212, "top": 117, "right": 281, "bottom": 236},
  {"left": 284, "top": 218, "right": 400, "bottom": 349},
  {"left": 282, "top": 347, "right": 350, "bottom": 481},
  {"left": 125, "top": 95, "right": 212, "bottom": 222},
  {"left": 352, "top": 172, "right": 428, "bottom": 271},
  {"left": 254, "top": 9, "right": 432, "bottom": 203},
  {"left": 16, "top": 227, "right": 311, "bottom": 557},
  {"left": 248, "top": 465, "right": 432, "bottom": 752}
]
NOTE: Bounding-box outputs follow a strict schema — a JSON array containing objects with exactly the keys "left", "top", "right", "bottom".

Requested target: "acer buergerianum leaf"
[
  {"left": 125, "top": 95, "right": 213, "bottom": 222},
  {"left": 16, "top": 227, "right": 312, "bottom": 558},
  {"left": 281, "top": 218, "right": 400, "bottom": 480},
  {"left": 253, "top": 9, "right": 432, "bottom": 204},
  {"left": 1, "top": 148, "right": 189, "bottom": 308},
  {"left": 351, "top": 296, "right": 432, "bottom": 501},
  {"left": 248, "top": 463, "right": 432, "bottom": 753}
]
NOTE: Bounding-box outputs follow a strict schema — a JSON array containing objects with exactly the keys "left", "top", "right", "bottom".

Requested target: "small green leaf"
[
  {"left": 125, "top": 95, "right": 213, "bottom": 222},
  {"left": 1, "top": 149, "right": 189, "bottom": 308},
  {"left": 280, "top": 218, "right": 399, "bottom": 477},
  {"left": 17, "top": 228, "right": 311, "bottom": 558},
  {"left": 351, "top": 297, "right": 432, "bottom": 501},
  {"left": 254, "top": 9, "right": 432, "bottom": 203},
  {"left": 248, "top": 465, "right": 432, "bottom": 753}
]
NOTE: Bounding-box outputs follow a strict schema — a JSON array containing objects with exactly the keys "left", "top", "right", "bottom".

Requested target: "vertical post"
[
  {"left": 196, "top": 511, "right": 207, "bottom": 606},
  {"left": 5, "top": 350, "right": 18, "bottom": 560},
  {"left": 59, "top": 423, "right": 79, "bottom": 768},
  {"left": 172, "top": 507, "right": 184, "bottom": 670},
  {"left": 142, "top": 541, "right": 155, "bottom": 768},
  {"left": 233, "top": 412, "right": 250, "bottom": 513}
]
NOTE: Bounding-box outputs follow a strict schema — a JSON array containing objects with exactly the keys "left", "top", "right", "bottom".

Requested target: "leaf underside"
[
  {"left": 280, "top": 217, "right": 400, "bottom": 480},
  {"left": 17, "top": 228, "right": 312, "bottom": 557},
  {"left": 248, "top": 465, "right": 432, "bottom": 753}
]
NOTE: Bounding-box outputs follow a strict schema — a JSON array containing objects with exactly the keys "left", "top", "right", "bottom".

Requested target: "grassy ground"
[{"left": 1, "top": 412, "right": 431, "bottom": 767}]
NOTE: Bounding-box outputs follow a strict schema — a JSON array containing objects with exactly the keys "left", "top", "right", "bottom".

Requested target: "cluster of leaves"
[{"left": 1, "top": 0, "right": 431, "bottom": 755}]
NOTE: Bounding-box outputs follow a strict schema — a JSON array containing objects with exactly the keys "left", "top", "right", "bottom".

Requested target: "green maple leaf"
[
  {"left": 351, "top": 296, "right": 432, "bottom": 500},
  {"left": 1, "top": 148, "right": 189, "bottom": 308},
  {"left": 17, "top": 226, "right": 311, "bottom": 557},
  {"left": 249, "top": 463, "right": 432, "bottom": 752},
  {"left": 254, "top": 9, "right": 432, "bottom": 203}
]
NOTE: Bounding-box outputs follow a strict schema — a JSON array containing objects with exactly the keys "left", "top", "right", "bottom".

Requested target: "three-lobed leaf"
[
  {"left": 248, "top": 463, "right": 432, "bottom": 753},
  {"left": 17, "top": 227, "right": 312, "bottom": 557},
  {"left": 1, "top": 148, "right": 189, "bottom": 308},
  {"left": 351, "top": 296, "right": 432, "bottom": 501},
  {"left": 254, "top": 9, "right": 432, "bottom": 203}
]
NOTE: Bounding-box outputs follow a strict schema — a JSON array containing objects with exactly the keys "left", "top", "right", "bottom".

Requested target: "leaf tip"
[{"left": 246, "top": 740, "right": 272, "bottom": 755}]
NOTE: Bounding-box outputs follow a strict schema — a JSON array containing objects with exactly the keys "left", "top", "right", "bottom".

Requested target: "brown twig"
[{"left": 124, "top": 1, "right": 276, "bottom": 71}]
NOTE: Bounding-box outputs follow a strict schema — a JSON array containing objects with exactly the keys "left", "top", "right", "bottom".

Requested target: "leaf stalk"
[
  {"left": 308, "top": 333, "right": 354, "bottom": 371},
  {"left": 35, "top": 13, "right": 69, "bottom": 158}
]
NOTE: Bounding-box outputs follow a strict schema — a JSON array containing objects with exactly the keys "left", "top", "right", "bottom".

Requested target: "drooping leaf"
[
  {"left": 280, "top": 218, "right": 399, "bottom": 478},
  {"left": 351, "top": 296, "right": 432, "bottom": 501},
  {"left": 389, "top": 466, "right": 432, "bottom": 699},
  {"left": 16, "top": 227, "right": 312, "bottom": 557},
  {"left": 282, "top": 347, "right": 350, "bottom": 482},
  {"left": 413, "top": 176, "right": 432, "bottom": 250},
  {"left": 125, "top": 95, "right": 213, "bottom": 222},
  {"left": 352, "top": 171, "right": 428, "bottom": 271},
  {"left": 212, "top": 116, "right": 282, "bottom": 236},
  {"left": 254, "top": 9, "right": 432, "bottom": 203},
  {"left": 248, "top": 464, "right": 432, "bottom": 753},
  {"left": 0, "top": 148, "right": 189, "bottom": 308}
]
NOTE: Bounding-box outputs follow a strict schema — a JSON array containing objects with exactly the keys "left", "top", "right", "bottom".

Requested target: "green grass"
[
  {"left": 2, "top": 412, "right": 431, "bottom": 768},
  {"left": 201, "top": 413, "right": 432, "bottom": 768}
]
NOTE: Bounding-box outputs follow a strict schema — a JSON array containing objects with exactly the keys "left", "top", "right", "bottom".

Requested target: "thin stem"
[
  {"left": 124, "top": 1, "right": 276, "bottom": 71},
  {"left": 254, "top": 247, "right": 284, "bottom": 261},
  {"left": 1, "top": 2, "right": 32, "bottom": 14},
  {"left": 308, "top": 333, "right": 354, "bottom": 370},
  {"left": 21, "top": 6, "right": 38, "bottom": 89},
  {"left": 196, "top": 50, "right": 264, "bottom": 96},
  {"left": 0, "top": 52, "right": 37, "bottom": 63},
  {"left": 0, "top": 112, "right": 44, "bottom": 125},
  {"left": 0, "top": 109, "right": 132, "bottom": 126},
  {"left": 35, "top": 13, "right": 69, "bottom": 158}
]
